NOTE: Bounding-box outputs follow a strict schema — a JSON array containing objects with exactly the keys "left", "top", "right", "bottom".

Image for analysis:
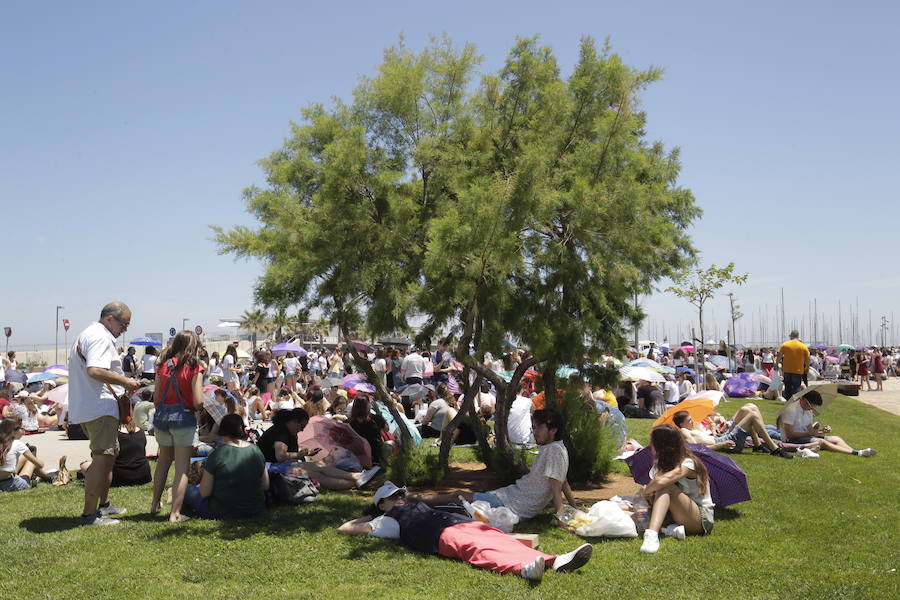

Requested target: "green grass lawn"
[{"left": 2, "top": 396, "right": 897, "bottom": 600}]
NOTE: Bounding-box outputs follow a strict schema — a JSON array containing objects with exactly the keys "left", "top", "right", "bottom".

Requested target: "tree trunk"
[
  {"left": 437, "top": 374, "right": 488, "bottom": 469},
  {"left": 339, "top": 324, "right": 413, "bottom": 448}
]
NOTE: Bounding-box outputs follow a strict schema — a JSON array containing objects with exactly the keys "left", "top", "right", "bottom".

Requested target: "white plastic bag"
[
  {"left": 568, "top": 501, "right": 637, "bottom": 538},
  {"left": 769, "top": 371, "right": 783, "bottom": 392},
  {"left": 460, "top": 496, "right": 520, "bottom": 533}
]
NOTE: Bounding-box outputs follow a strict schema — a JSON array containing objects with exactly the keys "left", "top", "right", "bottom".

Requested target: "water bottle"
[{"left": 632, "top": 494, "right": 650, "bottom": 533}]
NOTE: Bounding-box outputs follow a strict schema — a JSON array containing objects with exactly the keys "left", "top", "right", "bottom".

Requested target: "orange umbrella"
[{"left": 652, "top": 391, "right": 723, "bottom": 428}]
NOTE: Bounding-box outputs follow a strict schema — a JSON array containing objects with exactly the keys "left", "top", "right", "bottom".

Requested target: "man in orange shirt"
[{"left": 777, "top": 330, "right": 810, "bottom": 401}]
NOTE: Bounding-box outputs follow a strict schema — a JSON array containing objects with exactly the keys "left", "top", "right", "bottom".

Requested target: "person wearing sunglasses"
[
  {"left": 68, "top": 301, "right": 141, "bottom": 525},
  {"left": 338, "top": 481, "right": 592, "bottom": 582}
]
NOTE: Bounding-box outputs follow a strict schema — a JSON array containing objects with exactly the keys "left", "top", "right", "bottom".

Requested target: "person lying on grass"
[
  {"left": 257, "top": 407, "right": 380, "bottom": 489},
  {"left": 777, "top": 390, "right": 877, "bottom": 457},
  {"left": 338, "top": 481, "right": 593, "bottom": 582},
  {"left": 414, "top": 408, "right": 577, "bottom": 520},
  {"left": 639, "top": 425, "right": 714, "bottom": 554},
  {"left": 673, "top": 403, "right": 794, "bottom": 459}
]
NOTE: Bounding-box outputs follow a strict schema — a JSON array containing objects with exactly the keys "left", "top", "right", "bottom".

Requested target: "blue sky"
[{"left": 2, "top": 1, "right": 898, "bottom": 350}]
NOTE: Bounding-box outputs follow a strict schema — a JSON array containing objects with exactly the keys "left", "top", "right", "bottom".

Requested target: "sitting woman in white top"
[
  {"left": 639, "top": 425, "right": 714, "bottom": 554},
  {"left": 0, "top": 416, "right": 52, "bottom": 492}
]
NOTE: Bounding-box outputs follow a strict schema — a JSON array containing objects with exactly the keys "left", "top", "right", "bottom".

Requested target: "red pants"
[{"left": 436, "top": 521, "right": 555, "bottom": 575}]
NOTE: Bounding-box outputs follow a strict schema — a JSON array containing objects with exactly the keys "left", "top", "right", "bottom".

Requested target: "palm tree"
[
  {"left": 313, "top": 317, "right": 330, "bottom": 344},
  {"left": 270, "top": 309, "right": 296, "bottom": 343},
  {"left": 240, "top": 308, "right": 268, "bottom": 350}
]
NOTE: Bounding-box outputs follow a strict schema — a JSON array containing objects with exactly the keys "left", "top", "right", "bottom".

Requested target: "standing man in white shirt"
[
  {"left": 399, "top": 348, "right": 425, "bottom": 386},
  {"left": 68, "top": 302, "right": 141, "bottom": 525}
]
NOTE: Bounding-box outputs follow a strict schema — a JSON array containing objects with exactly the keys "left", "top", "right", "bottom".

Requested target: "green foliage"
[
  {"left": 384, "top": 445, "right": 446, "bottom": 487},
  {"left": 558, "top": 389, "right": 617, "bottom": 484},
  {"left": 473, "top": 443, "right": 533, "bottom": 486}
]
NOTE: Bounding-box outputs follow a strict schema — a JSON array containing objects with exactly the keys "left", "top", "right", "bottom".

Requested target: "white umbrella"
[
  {"left": 782, "top": 382, "right": 846, "bottom": 417},
  {"left": 619, "top": 366, "right": 665, "bottom": 383}
]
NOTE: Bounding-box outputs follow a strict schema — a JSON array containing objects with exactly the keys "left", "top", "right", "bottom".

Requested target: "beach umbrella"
[
  {"left": 43, "top": 365, "right": 69, "bottom": 376},
  {"left": 556, "top": 365, "right": 580, "bottom": 379},
  {"left": 680, "top": 345, "right": 695, "bottom": 352},
  {"left": 625, "top": 443, "right": 751, "bottom": 507},
  {"left": 352, "top": 382, "right": 376, "bottom": 393},
  {"left": 837, "top": 344, "right": 853, "bottom": 351},
  {"left": 619, "top": 365, "right": 665, "bottom": 383},
  {"left": 298, "top": 416, "right": 372, "bottom": 468},
  {"left": 723, "top": 373, "right": 762, "bottom": 398},
  {"left": 235, "top": 348, "right": 251, "bottom": 359},
  {"left": 815, "top": 344, "right": 827, "bottom": 350},
  {"left": 27, "top": 372, "right": 59, "bottom": 384},
  {"left": 319, "top": 376, "right": 344, "bottom": 388},
  {"left": 48, "top": 383, "right": 68, "bottom": 405},
  {"left": 397, "top": 383, "right": 430, "bottom": 401},
  {"left": 675, "top": 366, "right": 696, "bottom": 376},
  {"left": 854, "top": 346, "right": 867, "bottom": 352},
  {"left": 825, "top": 356, "right": 840, "bottom": 363},
  {"left": 343, "top": 373, "right": 367, "bottom": 386},
  {"left": 594, "top": 400, "right": 627, "bottom": 447},
  {"left": 782, "top": 383, "right": 845, "bottom": 417},
  {"left": 130, "top": 336, "right": 162, "bottom": 346},
  {"left": 272, "top": 342, "right": 307, "bottom": 357},
  {"left": 4, "top": 370, "right": 27, "bottom": 384},
  {"left": 378, "top": 336, "right": 411, "bottom": 346},
  {"left": 375, "top": 402, "right": 422, "bottom": 447},
  {"left": 351, "top": 340, "right": 375, "bottom": 355},
  {"left": 707, "top": 355, "right": 735, "bottom": 371},
  {"left": 652, "top": 393, "right": 721, "bottom": 428},
  {"left": 627, "top": 358, "right": 664, "bottom": 370}
]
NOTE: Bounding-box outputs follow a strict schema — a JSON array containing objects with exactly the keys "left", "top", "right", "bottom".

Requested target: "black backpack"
[{"left": 269, "top": 472, "right": 319, "bottom": 505}]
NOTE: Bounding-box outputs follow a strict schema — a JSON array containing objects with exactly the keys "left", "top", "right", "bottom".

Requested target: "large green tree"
[{"left": 216, "top": 35, "right": 701, "bottom": 473}]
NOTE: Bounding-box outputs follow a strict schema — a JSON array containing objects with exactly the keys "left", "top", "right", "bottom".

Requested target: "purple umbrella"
[
  {"left": 351, "top": 340, "right": 375, "bottom": 355},
  {"left": 352, "top": 382, "right": 376, "bottom": 393},
  {"left": 272, "top": 343, "right": 307, "bottom": 357},
  {"left": 625, "top": 443, "right": 751, "bottom": 507},
  {"left": 4, "top": 369, "right": 27, "bottom": 384},
  {"left": 815, "top": 344, "right": 827, "bottom": 350},
  {"left": 723, "top": 372, "right": 761, "bottom": 398},
  {"left": 343, "top": 373, "right": 367, "bottom": 386}
]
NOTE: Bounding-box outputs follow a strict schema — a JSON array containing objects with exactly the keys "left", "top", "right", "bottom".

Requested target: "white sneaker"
[
  {"left": 858, "top": 448, "right": 877, "bottom": 457},
  {"left": 552, "top": 543, "right": 593, "bottom": 572},
  {"left": 640, "top": 529, "right": 660, "bottom": 553},
  {"left": 661, "top": 524, "right": 685, "bottom": 540},
  {"left": 520, "top": 556, "right": 545, "bottom": 581},
  {"left": 356, "top": 466, "right": 381, "bottom": 488},
  {"left": 797, "top": 448, "right": 820, "bottom": 458}
]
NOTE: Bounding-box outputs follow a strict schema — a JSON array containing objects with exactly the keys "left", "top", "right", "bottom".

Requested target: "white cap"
[{"left": 373, "top": 481, "right": 406, "bottom": 506}]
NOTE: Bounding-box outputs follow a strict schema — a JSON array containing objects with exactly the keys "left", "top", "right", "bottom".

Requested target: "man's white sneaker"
[
  {"left": 520, "top": 556, "right": 545, "bottom": 581},
  {"left": 98, "top": 501, "right": 127, "bottom": 516},
  {"left": 797, "top": 448, "right": 820, "bottom": 458},
  {"left": 552, "top": 543, "right": 593, "bottom": 572},
  {"left": 858, "top": 448, "right": 877, "bottom": 457},
  {"left": 640, "top": 529, "right": 660, "bottom": 553},
  {"left": 661, "top": 524, "right": 685, "bottom": 540},
  {"left": 356, "top": 466, "right": 381, "bottom": 488},
  {"left": 79, "top": 511, "right": 119, "bottom": 526}
]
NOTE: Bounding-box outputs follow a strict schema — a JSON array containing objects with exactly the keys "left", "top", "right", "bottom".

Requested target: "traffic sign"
[
  {"left": 3, "top": 327, "right": 10, "bottom": 338},
  {"left": 169, "top": 327, "right": 177, "bottom": 336},
  {"left": 63, "top": 319, "right": 70, "bottom": 332},
  {"left": 194, "top": 325, "right": 203, "bottom": 335}
]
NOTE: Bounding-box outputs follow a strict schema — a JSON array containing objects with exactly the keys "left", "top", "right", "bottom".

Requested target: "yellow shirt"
[{"left": 779, "top": 339, "right": 809, "bottom": 374}]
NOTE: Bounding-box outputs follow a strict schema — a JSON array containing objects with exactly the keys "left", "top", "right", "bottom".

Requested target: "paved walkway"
[{"left": 852, "top": 374, "right": 900, "bottom": 416}]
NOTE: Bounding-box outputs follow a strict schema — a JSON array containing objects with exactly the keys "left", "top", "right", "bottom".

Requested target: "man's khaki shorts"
[{"left": 81, "top": 416, "right": 120, "bottom": 456}]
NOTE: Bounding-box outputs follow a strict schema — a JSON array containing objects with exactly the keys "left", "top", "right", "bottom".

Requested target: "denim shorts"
[
  {"left": 715, "top": 426, "right": 750, "bottom": 453},
  {"left": 153, "top": 404, "right": 197, "bottom": 447},
  {"left": 0, "top": 474, "right": 31, "bottom": 492},
  {"left": 472, "top": 491, "right": 504, "bottom": 508}
]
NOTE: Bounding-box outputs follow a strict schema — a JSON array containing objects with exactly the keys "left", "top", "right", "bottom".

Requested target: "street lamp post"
[
  {"left": 55, "top": 305, "right": 64, "bottom": 365},
  {"left": 183, "top": 318, "right": 189, "bottom": 331}
]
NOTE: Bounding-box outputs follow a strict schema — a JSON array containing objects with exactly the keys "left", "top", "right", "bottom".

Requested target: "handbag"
[
  {"left": 77, "top": 343, "right": 134, "bottom": 425},
  {"left": 269, "top": 472, "right": 319, "bottom": 505}
]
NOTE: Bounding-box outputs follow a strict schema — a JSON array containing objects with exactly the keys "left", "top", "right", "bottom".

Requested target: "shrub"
[
  {"left": 384, "top": 445, "right": 446, "bottom": 487},
  {"left": 558, "top": 389, "right": 617, "bottom": 484}
]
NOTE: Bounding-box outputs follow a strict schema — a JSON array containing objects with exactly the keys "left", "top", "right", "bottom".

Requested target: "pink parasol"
[{"left": 298, "top": 416, "right": 372, "bottom": 469}]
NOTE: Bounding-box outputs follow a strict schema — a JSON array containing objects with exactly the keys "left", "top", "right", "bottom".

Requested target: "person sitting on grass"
[
  {"left": 0, "top": 416, "right": 53, "bottom": 492},
  {"left": 338, "top": 481, "right": 593, "bottom": 582},
  {"left": 417, "top": 409, "right": 577, "bottom": 520},
  {"left": 639, "top": 425, "right": 714, "bottom": 553},
  {"left": 79, "top": 420, "right": 151, "bottom": 487},
  {"left": 778, "top": 390, "right": 877, "bottom": 457},
  {"left": 673, "top": 404, "right": 793, "bottom": 459},
  {"left": 183, "top": 414, "right": 268, "bottom": 520},
  {"left": 257, "top": 407, "right": 379, "bottom": 490}
]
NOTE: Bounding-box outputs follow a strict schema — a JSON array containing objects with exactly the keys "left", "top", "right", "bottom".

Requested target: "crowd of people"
[{"left": 0, "top": 304, "right": 888, "bottom": 580}]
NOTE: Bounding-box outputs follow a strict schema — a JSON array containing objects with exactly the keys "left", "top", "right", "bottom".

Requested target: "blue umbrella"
[
  {"left": 4, "top": 369, "right": 27, "bottom": 384},
  {"left": 27, "top": 372, "right": 59, "bottom": 384},
  {"left": 130, "top": 337, "right": 162, "bottom": 346}
]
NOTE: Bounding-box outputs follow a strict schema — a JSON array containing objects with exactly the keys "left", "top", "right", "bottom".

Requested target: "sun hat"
[{"left": 373, "top": 481, "right": 406, "bottom": 506}]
